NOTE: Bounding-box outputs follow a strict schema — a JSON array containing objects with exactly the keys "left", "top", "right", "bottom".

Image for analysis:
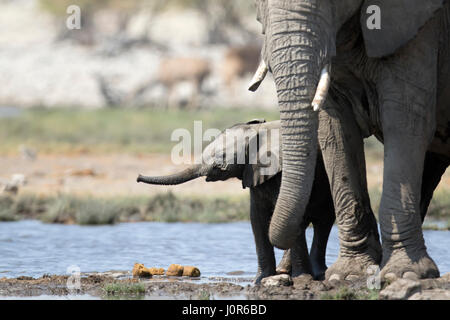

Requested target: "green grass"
[
  {"left": 0, "top": 107, "right": 279, "bottom": 155},
  {"left": 0, "top": 192, "right": 250, "bottom": 225},
  {"left": 0, "top": 196, "right": 19, "bottom": 222},
  {"left": 422, "top": 218, "right": 450, "bottom": 231},
  {"left": 103, "top": 282, "right": 146, "bottom": 296},
  {"left": 426, "top": 189, "right": 450, "bottom": 219},
  {"left": 321, "top": 287, "right": 380, "bottom": 300},
  {"left": 197, "top": 290, "right": 212, "bottom": 300},
  {"left": 369, "top": 186, "right": 450, "bottom": 220}
]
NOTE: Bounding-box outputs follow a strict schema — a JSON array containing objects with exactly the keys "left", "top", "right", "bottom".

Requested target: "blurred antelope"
[
  {"left": 157, "top": 57, "right": 211, "bottom": 109},
  {"left": 222, "top": 44, "right": 261, "bottom": 89}
]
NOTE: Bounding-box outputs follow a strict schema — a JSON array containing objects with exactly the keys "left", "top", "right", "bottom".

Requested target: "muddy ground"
[{"left": 0, "top": 272, "right": 449, "bottom": 300}]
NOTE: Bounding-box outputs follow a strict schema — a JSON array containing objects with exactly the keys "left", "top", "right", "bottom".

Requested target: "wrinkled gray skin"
[
  {"left": 255, "top": 0, "right": 450, "bottom": 280},
  {"left": 137, "top": 120, "right": 335, "bottom": 283}
]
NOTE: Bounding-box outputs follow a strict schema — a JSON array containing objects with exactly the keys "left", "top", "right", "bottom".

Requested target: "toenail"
[
  {"left": 403, "top": 272, "right": 419, "bottom": 280},
  {"left": 384, "top": 273, "right": 398, "bottom": 282},
  {"left": 329, "top": 274, "right": 341, "bottom": 281}
]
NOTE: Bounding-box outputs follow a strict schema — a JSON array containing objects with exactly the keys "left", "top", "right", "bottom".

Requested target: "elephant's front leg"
[{"left": 318, "top": 94, "right": 382, "bottom": 281}]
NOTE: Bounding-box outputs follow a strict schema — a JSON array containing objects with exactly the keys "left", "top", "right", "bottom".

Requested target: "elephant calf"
[{"left": 137, "top": 120, "right": 335, "bottom": 282}]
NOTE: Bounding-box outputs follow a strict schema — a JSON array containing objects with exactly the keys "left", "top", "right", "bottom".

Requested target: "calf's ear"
[
  {"left": 361, "top": 0, "right": 444, "bottom": 58},
  {"left": 241, "top": 127, "right": 281, "bottom": 189}
]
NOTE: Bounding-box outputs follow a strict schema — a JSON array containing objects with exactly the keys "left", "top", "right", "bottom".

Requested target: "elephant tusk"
[
  {"left": 312, "top": 65, "right": 331, "bottom": 112},
  {"left": 248, "top": 59, "right": 269, "bottom": 92}
]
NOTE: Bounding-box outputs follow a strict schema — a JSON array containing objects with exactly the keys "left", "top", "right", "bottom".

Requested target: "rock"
[
  {"left": 310, "top": 280, "right": 328, "bottom": 292},
  {"left": 379, "top": 279, "right": 421, "bottom": 300},
  {"left": 345, "top": 275, "right": 360, "bottom": 282},
  {"left": 182, "top": 266, "right": 201, "bottom": 277},
  {"left": 292, "top": 274, "right": 313, "bottom": 290},
  {"left": 261, "top": 275, "right": 293, "bottom": 287},
  {"left": 19, "top": 145, "right": 37, "bottom": 161},
  {"left": 166, "top": 264, "right": 184, "bottom": 276},
  {"left": 132, "top": 263, "right": 152, "bottom": 278},
  {"left": 420, "top": 279, "right": 442, "bottom": 290},
  {"left": 148, "top": 268, "right": 165, "bottom": 276},
  {"left": 441, "top": 273, "right": 450, "bottom": 282},
  {"left": 409, "top": 289, "right": 450, "bottom": 300}
]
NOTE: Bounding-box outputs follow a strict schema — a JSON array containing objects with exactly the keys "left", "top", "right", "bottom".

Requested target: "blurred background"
[
  {"left": 0, "top": 0, "right": 448, "bottom": 228},
  {"left": 0, "top": 0, "right": 280, "bottom": 225},
  {"left": 0, "top": 0, "right": 276, "bottom": 109},
  {"left": 0, "top": 0, "right": 448, "bottom": 284}
]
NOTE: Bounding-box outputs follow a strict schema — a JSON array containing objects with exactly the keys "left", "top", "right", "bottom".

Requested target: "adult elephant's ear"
[
  {"left": 361, "top": 0, "right": 444, "bottom": 58},
  {"left": 242, "top": 122, "right": 281, "bottom": 188}
]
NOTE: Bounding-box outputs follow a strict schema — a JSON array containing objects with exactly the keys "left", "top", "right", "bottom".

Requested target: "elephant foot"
[
  {"left": 311, "top": 265, "right": 326, "bottom": 281},
  {"left": 380, "top": 247, "right": 440, "bottom": 281},
  {"left": 291, "top": 261, "right": 313, "bottom": 278},
  {"left": 275, "top": 249, "right": 291, "bottom": 275},
  {"left": 275, "top": 266, "right": 290, "bottom": 275},
  {"left": 325, "top": 253, "right": 379, "bottom": 282},
  {"left": 254, "top": 271, "right": 276, "bottom": 285}
]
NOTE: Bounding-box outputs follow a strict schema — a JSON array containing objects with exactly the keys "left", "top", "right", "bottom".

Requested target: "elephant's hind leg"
[
  {"left": 308, "top": 155, "right": 335, "bottom": 280},
  {"left": 377, "top": 23, "right": 440, "bottom": 280},
  {"left": 290, "top": 228, "right": 313, "bottom": 278},
  {"left": 250, "top": 187, "right": 276, "bottom": 284},
  {"left": 310, "top": 217, "right": 334, "bottom": 280}
]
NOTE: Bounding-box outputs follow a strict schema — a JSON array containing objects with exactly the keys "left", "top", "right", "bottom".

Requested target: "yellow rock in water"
[
  {"left": 149, "top": 267, "right": 165, "bottom": 276},
  {"left": 166, "top": 264, "right": 184, "bottom": 276},
  {"left": 183, "top": 266, "right": 201, "bottom": 277},
  {"left": 132, "top": 263, "right": 152, "bottom": 278}
]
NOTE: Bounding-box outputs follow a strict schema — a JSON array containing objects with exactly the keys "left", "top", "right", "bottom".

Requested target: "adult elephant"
[{"left": 252, "top": 0, "right": 450, "bottom": 280}]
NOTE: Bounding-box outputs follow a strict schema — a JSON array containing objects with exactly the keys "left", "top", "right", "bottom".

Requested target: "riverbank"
[
  {"left": 0, "top": 272, "right": 448, "bottom": 300},
  {"left": 0, "top": 108, "right": 449, "bottom": 224},
  {"left": 0, "top": 150, "right": 449, "bottom": 226},
  {"left": 0, "top": 192, "right": 249, "bottom": 224}
]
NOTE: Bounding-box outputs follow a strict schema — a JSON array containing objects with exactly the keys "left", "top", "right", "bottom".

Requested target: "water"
[
  {"left": 0, "top": 220, "right": 448, "bottom": 279},
  {"left": 0, "top": 106, "right": 21, "bottom": 118}
]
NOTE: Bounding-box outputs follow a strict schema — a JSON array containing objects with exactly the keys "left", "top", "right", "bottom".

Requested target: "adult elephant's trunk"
[
  {"left": 137, "top": 164, "right": 203, "bottom": 185},
  {"left": 267, "top": 0, "right": 333, "bottom": 250}
]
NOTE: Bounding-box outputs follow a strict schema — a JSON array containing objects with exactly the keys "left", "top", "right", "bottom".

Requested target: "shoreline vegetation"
[
  {"left": 0, "top": 108, "right": 448, "bottom": 227},
  {"left": 0, "top": 192, "right": 250, "bottom": 225},
  {"left": 0, "top": 191, "right": 449, "bottom": 229}
]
